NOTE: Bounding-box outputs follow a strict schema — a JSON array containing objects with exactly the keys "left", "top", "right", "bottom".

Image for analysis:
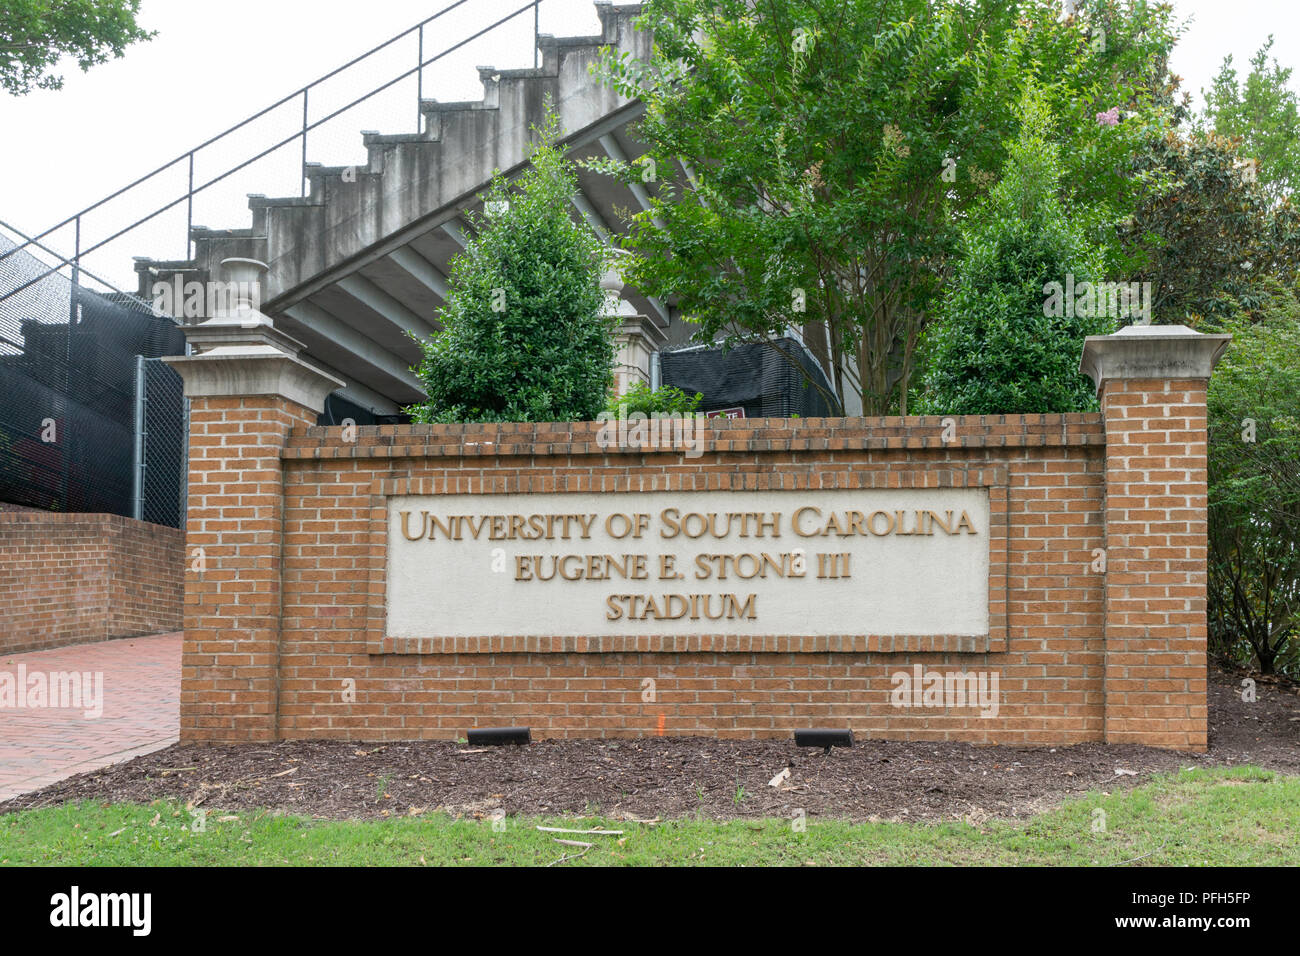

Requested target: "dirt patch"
[{"left": 3, "top": 665, "right": 1296, "bottom": 823}]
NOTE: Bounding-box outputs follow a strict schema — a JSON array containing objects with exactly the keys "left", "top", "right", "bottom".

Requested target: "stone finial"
[
  {"left": 163, "top": 257, "right": 344, "bottom": 413},
  {"left": 600, "top": 265, "right": 640, "bottom": 318}
]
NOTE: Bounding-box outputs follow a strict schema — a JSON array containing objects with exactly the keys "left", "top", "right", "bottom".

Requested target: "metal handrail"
[
  {"left": 0, "top": 219, "right": 157, "bottom": 314},
  {"left": 0, "top": 0, "right": 544, "bottom": 304}
]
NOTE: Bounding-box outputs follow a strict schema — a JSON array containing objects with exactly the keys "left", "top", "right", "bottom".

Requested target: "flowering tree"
[{"left": 593, "top": 0, "right": 1180, "bottom": 414}]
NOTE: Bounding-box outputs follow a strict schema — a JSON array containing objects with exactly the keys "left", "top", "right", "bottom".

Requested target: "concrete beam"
[
  {"left": 570, "top": 190, "right": 611, "bottom": 242},
  {"left": 388, "top": 247, "right": 450, "bottom": 300},
  {"left": 282, "top": 299, "right": 424, "bottom": 395},
  {"left": 441, "top": 220, "right": 472, "bottom": 249},
  {"left": 598, "top": 134, "right": 657, "bottom": 217},
  {"left": 337, "top": 274, "right": 438, "bottom": 340},
  {"left": 306, "top": 355, "right": 408, "bottom": 416}
]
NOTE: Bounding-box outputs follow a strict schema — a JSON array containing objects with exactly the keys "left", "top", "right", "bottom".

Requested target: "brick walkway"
[{"left": 0, "top": 632, "right": 181, "bottom": 802}]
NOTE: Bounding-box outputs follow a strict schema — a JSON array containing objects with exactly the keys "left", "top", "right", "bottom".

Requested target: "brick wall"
[
  {"left": 180, "top": 406, "right": 1194, "bottom": 747},
  {"left": 0, "top": 512, "right": 184, "bottom": 654}
]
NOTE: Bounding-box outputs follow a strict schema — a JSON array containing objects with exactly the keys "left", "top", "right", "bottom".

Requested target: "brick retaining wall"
[
  {"left": 178, "top": 407, "right": 1206, "bottom": 750},
  {"left": 0, "top": 512, "right": 184, "bottom": 654}
]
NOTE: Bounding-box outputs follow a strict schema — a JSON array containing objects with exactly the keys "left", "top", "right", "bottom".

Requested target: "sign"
[
  {"left": 705, "top": 407, "right": 746, "bottom": 419},
  {"left": 385, "top": 488, "right": 990, "bottom": 639}
]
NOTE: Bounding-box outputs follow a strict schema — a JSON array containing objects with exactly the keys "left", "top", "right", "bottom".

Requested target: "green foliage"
[
  {"left": 605, "top": 381, "right": 702, "bottom": 417},
  {"left": 915, "top": 93, "right": 1113, "bottom": 415},
  {"left": 1205, "top": 310, "right": 1300, "bottom": 676},
  {"left": 591, "top": 0, "right": 1181, "bottom": 414},
  {"left": 1199, "top": 36, "right": 1300, "bottom": 204},
  {"left": 1120, "top": 130, "right": 1300, "bottom": 324},
  {"left": 408, "top": 108, "right": 615, "bottom": 424},
  {"left": 0, "top": 0, "right": 154, "bottom": 95}
]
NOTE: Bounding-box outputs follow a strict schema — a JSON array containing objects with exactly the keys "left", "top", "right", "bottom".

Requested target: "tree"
[
  {"left": 0, "top": 0, "right": 154, "bottom": 96},
  {"left": 1119, "top": 130, "right": 1300, "bottom": 324},
  {"left": 915, "top": 91, "right": 1113, "bottom": 415},
  {"left": 593, "top": 0, "right": 1180, "bottom": 414},
  {"left": 408, "top": 110, "right": 615, "bottom": 424},
  {"left": 1205, "top": 307, "right": 1300, "bottom": 676},
  {"left": 1199, "top": 35, "right": 1300, "bottom": 204}
]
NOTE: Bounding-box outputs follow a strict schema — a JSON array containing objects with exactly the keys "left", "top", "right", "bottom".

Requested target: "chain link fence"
[
  {"left": 133, "top": 357, "right": 188, "bottom": 529},
  {"left": 0, "top": 230, "right": 187, "bottom": 527}
]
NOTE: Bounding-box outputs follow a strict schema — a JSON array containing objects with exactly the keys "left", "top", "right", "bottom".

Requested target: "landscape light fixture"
[
  {"left": 794, "top": 729, "right": 854, "bottom": 754},
  {"left": 467, "top": 726, "right": 531, "bottom": 746}
]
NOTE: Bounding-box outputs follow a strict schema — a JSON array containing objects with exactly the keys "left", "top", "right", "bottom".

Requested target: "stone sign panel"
[{"left": 385, "top": 488, "right": 991, "bottom": 639}]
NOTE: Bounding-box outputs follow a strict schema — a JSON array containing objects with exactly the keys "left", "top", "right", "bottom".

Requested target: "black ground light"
[
  {"left": 467, "top": 726, "right": 532, "bottom": 746},
  {"left": 794, "top": 728, "right": 854, "bottom": 754}
]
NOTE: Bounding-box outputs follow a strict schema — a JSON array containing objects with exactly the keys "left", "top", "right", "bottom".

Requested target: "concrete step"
[{"left": 137, "top": 2, "right": 647, "bottom": 309}]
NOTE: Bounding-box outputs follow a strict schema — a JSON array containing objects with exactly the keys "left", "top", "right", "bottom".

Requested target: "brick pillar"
[
  {"left": 165, "top": 259, "right": 342, "bottom": 743},
  {"left": 1081, "top": 325, "right": 1230, "bottom": 751}
]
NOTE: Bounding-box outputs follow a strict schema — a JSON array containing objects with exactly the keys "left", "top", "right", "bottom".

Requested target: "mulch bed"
[{"left": 3, "top": 665, "right": 1296, "bottom": 823}]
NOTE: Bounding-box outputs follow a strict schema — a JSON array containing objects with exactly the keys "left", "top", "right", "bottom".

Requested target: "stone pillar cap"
[
  {"left": 164, "top": 349, "right": 345, "bottom": 414},
  {"left": 1079, "top": 323, "right": 1231, "bottom": 393},
  {"left": 617, "top": 313, "right": 669, "bottom": 348}
]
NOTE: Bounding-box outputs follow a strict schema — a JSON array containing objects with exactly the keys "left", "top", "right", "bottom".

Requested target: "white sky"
[{"left": 0, "top": 0, "right": 1296, "bottom": 289}]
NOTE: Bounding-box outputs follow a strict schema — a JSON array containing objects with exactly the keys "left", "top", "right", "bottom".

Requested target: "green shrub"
[
  {"left": 605, "top": 381, "right": 702, "bottom": 417},
  {"left": 916, "top": 94, "right": 1114, "bottom": 415},
  {"left": 408, "top": 107, "right": 614, "bottom": 424},
  {"left": 1205, "top": 312, "right": 1300, "bottom": 676}
]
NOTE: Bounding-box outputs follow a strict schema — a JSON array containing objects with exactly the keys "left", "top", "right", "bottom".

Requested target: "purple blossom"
[{"left": 1096, "top": 107, "right": 1120, "bottom": 127}]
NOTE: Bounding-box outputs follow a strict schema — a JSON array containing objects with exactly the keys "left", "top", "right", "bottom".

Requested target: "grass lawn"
[{"left": 1, "top": 767, "right": 1294, "bottom": 866}]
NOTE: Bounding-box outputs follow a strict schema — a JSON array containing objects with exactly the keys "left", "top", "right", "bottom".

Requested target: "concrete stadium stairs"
[{"left": 134, "top": 2, "right": 673, "bottom": 415}]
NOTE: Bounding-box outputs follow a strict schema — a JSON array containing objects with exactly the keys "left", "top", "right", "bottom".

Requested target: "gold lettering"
[
  {"left": 559, "top": 554, "right": 583, "bottom": 580},
  {"left": 659, "top": 554, "right": 678, "bottom": 579},
  {"left": 399, "top": 510, "right": 427, "bottom": 541},
  {"left": 793, "top": 506, "right": 821, "bottom": 536},
  {"left": 724, "top": 593, "right": 757, "bottom": 619}
]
